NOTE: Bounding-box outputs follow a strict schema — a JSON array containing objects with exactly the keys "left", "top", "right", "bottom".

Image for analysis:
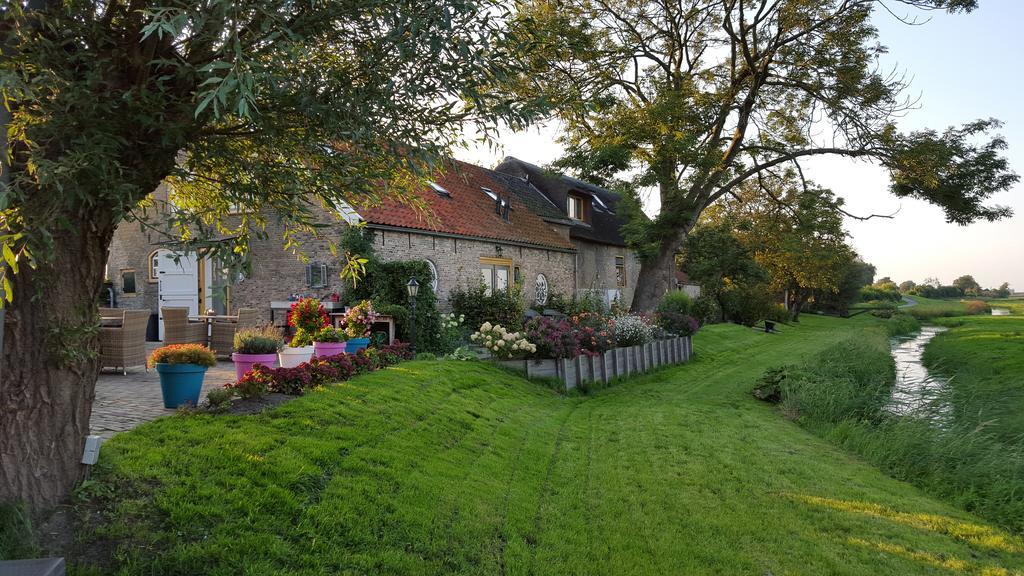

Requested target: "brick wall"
[{"left": 574, "top": 239, "right": 639, "bottom": 306}]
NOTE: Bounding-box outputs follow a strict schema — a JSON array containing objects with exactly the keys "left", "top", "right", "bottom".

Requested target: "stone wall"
[
  {"left": 105, "top": 184, "right": 171, "bottom": 313},
  {"left": 574, "top": 239, "right": 640, "bottom": 306},
  {"left": 106, "top": 206, "right": 637, "bottom": 327},
  {"left": 371, "top": 226, "right": 576, "bottom": 312}
]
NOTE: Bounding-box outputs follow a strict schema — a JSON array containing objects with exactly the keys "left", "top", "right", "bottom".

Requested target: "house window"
[
  {"left": 121, "top": 269, "right": 137, "bottom": 295},
  {"left": 535, "top": 273, "right": 549, "bottom": 306},
  {"left": 513, "top": 266, "right": 523, "bottom": 286},
  {"left": 306, "top": 262, "right": 329, "bottom": 288},
  {"left": 480, "top": 257, "right": 512, "bottom": 295},
  {"left": 615, "top": 255, "right": 626, "bottom": 288},
  {"left": 567, "top": 195, "right": 584, "bottom": 220},
  {"left": 148, "top": 249, "right": 169, "bottom": 282},
  {"left": 424, "top": 259, "right": 439, "bottom": 291}
]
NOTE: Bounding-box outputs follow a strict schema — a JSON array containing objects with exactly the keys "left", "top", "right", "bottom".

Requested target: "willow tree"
[
  {"left": 510, "top": 0, "right": 1017, "bottom": 310},
  {"left": 0, "top": 0, "right": 534, "bottom": 510}
]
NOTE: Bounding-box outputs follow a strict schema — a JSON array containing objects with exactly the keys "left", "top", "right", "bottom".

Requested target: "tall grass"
[
  {"left": 763, "top": 330, "right": 1024, "bottom": 532},
  {"left": 883, "top": 313, "right": 920, "bottom": 337},
  {"left": 0, "top": 504, "right": 38, "bottom": 560}
]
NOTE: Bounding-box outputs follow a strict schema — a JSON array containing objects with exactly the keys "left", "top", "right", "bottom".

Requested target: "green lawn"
[
  {"left": 926, "top": 314, "right": 1024, "bottom": 444},
  {"left": 64, "top": 316, "right": 1024, "bottom": 574}
]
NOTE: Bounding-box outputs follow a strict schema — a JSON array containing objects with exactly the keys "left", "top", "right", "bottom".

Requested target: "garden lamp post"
[{"left": 406, "top": 278, "right": 419, "bottom": 355}]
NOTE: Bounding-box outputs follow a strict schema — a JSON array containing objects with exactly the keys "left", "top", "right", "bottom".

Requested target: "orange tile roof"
[{"left": 359, "top": 159, "right": 574, "bottom": 251}]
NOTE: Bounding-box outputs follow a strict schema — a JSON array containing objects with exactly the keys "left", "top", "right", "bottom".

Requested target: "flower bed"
[
  {"left": 495, "top": 336, "right": 692, "bottom": 390},
  {"left": 477, "top": 310, "right": 697, "bottom": 390},
  {"left": 224, "top": 342, "right": 413, "bottom": 399}
]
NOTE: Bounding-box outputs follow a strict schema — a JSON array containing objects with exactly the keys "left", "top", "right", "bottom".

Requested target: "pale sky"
[{"left": 458, "top": 1, "right": 1024, "bottom": 291}]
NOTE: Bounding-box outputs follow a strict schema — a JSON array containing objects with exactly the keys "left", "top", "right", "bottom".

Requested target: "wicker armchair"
[
  {"left": 100, "top": 310, "right": 151, "bottom": 374},
  {"left": 210, "top": 308, "right": 259, "bottom": 358},
  {"left": 162, "top": 307, "right": 207, "bottom": 345}
]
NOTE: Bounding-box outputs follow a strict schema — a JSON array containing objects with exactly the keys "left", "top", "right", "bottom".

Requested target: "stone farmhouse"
[{"left": 105, "top": 157, "right": 640, "bottom": 339}]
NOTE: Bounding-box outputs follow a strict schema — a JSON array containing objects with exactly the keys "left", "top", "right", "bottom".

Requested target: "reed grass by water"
[{"left": 766, "top": 327, "right": 1024, "bottom": 532}]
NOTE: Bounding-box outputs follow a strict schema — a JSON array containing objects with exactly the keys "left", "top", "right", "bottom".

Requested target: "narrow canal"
[{"left": 887, "top": 326, "right": 950, "bottom": 421}]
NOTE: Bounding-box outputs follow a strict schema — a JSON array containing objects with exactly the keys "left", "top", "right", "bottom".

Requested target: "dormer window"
[
  {"left": 429, "top": 181, "right": 451, "bottom": 198},
  {"left": 567, "top": 194, "right": 586, "bottom": 221}
]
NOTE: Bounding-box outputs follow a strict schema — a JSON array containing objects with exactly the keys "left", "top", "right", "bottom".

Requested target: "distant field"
[{"left": 906, "top": 296, "right": 990, "bottom": 320}]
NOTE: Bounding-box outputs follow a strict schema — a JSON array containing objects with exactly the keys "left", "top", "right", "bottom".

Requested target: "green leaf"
[{"left": 2, "top": 244, "right": 17, "bottom": 274}]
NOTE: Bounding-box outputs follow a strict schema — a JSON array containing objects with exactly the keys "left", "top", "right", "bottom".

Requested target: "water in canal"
[{"left": 887, "top": 326, "right": 950, "bottom": 420}]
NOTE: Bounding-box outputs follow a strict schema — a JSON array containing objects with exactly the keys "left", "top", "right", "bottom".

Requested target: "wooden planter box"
[{"left": 492, "top": 336, "right": 693, "bottom": 391}]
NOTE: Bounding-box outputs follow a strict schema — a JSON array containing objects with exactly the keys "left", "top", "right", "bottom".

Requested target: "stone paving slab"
[{"left": 92, "top": 358, "right": 237, "bottom": 439}]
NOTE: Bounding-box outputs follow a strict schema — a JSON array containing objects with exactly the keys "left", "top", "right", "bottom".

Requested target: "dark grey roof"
[
  {"left": 484, "top": 169, "right": 568, "bottom": 223},
  {"left": 493, "top": 157, "right": 628, "bottom": 247}
]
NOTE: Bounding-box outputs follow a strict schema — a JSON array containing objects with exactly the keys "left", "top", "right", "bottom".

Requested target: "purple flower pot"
[
  {"left": 314, "top": 341, "right": 348, "bottom": 358},
  {"left": 231, "top": 352, "right": 279, "bottom": 380}
]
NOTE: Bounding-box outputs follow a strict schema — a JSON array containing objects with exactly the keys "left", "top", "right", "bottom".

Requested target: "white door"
[{"left": 156, "top": 251, "right": 199, "bottom": 340}]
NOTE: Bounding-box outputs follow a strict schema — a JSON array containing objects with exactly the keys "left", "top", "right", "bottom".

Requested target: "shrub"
[
  {"left": 656, "top": 291, "right": 701, "bottom": 336},
  {"left": 229, "top": 367, "right": 274, "bottom": 399},
  {"left": 859, "top": 286, "right": 901, "bottom": 302},
  {"left": 523, "top": 317, "right": 578, "bottom": 358},
  {"left": 541, "top": 290, "right": 609, "bottom": 316},
  {"left": 471, "top": 322, "right": 536, "bottom": 359},
  {"left": 963, "top": 300, "right": 990, "bottom": 315},
  {"left": 435, "top": 312, "right": 467, "bottom": 355},
  {"left": 445, "top": 346, "right": 478, "bottom": 361},
  {"left": 570, "top": 312, "right": 615, "bottom": 355},
  {"left": 204, "top": 388, "right": 235, "bottom": 412},
  {"left": 657, "top": 291, "right": 692, "bottom": 317},
  {"left": 149, "top": 344, "right": 216, "bottom": 368},
  {"left": 658, "top": 312, "right": 700, "bottom": 336},
  {"left": 233, "top": 325, "right": 284, "bottom": 354},
  {"left": 613, "top": 314, "right": 654, "bottom": 346},
  {"left": 884, "top": 313, "right": 921, "bottom": 337},
  {"left": 415, "top": 352, "right": 437, "bottom": 361},
  {"left": 721, "top": 286, "right": 777, "bottom": 327},
  {"left": 287, "top": 298, "right": 329, "bottom": 334},
  {"left": 313, "top": 326, "right": 346, "bottom": 343},
  {"left": 343, "top": 300, "right": 377, "bottom": 339},
  {"left": 289, "top": 327, "right": 314, "bottom": 348},
  {"left": 450, "top": 283, "right": 524, "bottom": 330},
  {"left": 691, "top": 295, "right": 721, "bottom": 325}
]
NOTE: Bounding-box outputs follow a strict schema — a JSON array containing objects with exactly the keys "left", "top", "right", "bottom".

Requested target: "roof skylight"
[
  {"left": 429, "top": 181, "right": 451, "bottom": 197},
  {"left": 480, "top": 187, "right": 499, "bottom": 201}
]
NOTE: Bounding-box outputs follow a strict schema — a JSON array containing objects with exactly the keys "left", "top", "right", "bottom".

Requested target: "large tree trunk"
[
  {"left": 631, "top": 234, "right": 685, "bottom": 312},
  {"left": 0, "top": 215, "right": 115, "bottom": 510}
]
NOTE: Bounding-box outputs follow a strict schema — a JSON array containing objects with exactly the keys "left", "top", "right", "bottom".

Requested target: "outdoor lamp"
[{"left": 407, "top": 278, "right": 419, "bottom": 355}]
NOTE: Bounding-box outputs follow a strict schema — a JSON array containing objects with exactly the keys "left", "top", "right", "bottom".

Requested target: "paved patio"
[{"left": 91, "top": 359, "right": 236, "bottom": 439}]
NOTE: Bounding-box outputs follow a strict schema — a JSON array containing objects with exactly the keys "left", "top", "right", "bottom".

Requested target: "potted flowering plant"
[
  {"left": 313, "top": 325, "right": 348, "bottom": 358},
  {"left": 231, "top": 325, "right": 283, "bottom": 380},
  {"left": 281, "top": 298, "right": 327, "bottom": 368},
  {"left": 149, "top": 344, "right": 217, "bottom": 408},
  {"left": 343, "top": 300, "right": 377, "bottom": 353}
]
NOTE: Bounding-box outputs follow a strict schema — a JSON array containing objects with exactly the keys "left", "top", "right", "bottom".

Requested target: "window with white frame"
[{"left": 567, "top": 195, "right": 585, "bottom": 220}]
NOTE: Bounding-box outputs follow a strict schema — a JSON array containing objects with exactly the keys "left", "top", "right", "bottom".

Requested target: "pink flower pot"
[
  {"left": 231, "top": 352, "right": 279, "bottom": 380},
  {"left": 314, "top": 341, "right": 348, "bottom": 359}
]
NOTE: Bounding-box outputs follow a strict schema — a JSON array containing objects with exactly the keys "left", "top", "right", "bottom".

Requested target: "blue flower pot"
[
  {"left": 155, "top": 363, "right": 208, "bottom": 408},
  {"left": 345, "top": 338, "right": 370, "bottom": 353}
]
